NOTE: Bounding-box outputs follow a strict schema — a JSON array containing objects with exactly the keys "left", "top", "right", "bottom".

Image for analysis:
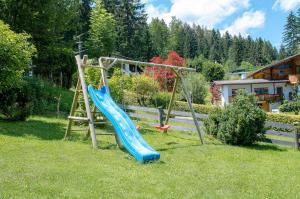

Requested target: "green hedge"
[
  {"left": 174, "top": 101, "right": 300, "bottom": 124},
  {"left": 174, "top": 101, "right": 213, "bottom": 114},
  {"left": 266, "top": 112, "right": 300, "bottom": 124}
]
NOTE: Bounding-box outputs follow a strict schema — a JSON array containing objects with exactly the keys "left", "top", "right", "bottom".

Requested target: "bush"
[
  {"left": 0, "top": 87, "right": 32, "bottom": 121},
  {"left": 185, "top": 55, "right": 206, "bottom": 72},
  {"left": 204, "top": 91, "right": 266, "bottom": 145},
  {"left": 85, "top": 67, "right": 102, "bottom": 87},
  {"left": 0, "top": 20, "right": 36, "bottom": 92},
  {"left": 181, "top": 73, "right": 207, "bottom": 104},
  {"left": 202, "top": 61, "right": 225, "bottom": 82},
  {"left": 109, "top": 68, "right": 132, "bottom": 103},
  {"left": 150, "top": 92, "right": 173, "bottom": 109},
  {"left": 203, "top": 107, "right": 223, "bottom": 136},
  {"left": 131, "top": 75, "right": 160, "bottom": 106},
  {"left": 0, "top": 77, "right": 74, "bottom": 120},
  {"left": 0, "top": 78, "right": 42, "bottom": 120},
  {"left": 279, "top": 100, "right": 300, "bottom": 113}
]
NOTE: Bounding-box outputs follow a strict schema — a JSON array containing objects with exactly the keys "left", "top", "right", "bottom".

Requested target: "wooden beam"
[
  {"left": 179, "top": 72, "right": 204, "bottom": 144},
  {"left": 165, "top": 75, "right": 179, "bottom": 125},
  {"left": 75, "top": 55, "right": 98, "bottom": 149},
  {"left": 98, "top": 57, "right": 196, "bottom": 72}
]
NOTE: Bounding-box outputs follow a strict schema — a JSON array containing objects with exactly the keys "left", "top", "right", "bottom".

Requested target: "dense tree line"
[
  {"left": 149, "top": 17, "right": 278, "bottom": 71},
  {"left": 0, "top": 0, "right": 281, "bottom": 87}
]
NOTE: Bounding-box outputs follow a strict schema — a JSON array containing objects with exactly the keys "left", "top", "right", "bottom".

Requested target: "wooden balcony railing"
[
  {"left": 229, "top": 94, "right": 282, "bottom": 103},
  {"left": 289, "top": 74, "right": 300, "bottom": 84}
]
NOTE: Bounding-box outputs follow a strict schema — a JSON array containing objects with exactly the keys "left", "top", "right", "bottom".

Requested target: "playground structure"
[{"left": 64, "top": 55, "right": 204, "bottom": 161}]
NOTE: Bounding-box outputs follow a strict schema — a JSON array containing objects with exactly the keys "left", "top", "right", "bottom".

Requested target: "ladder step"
[
  {"left": 75, "top": 110, "right": 100, "bottom": 114},
  {"left": 77, "top": 101, "right": 92, "bottom": 104},
  {"left": 70, "top": 129, "right": 87, "bottom": 131},
  {"left": 94, "top": 121, "right": 107, "bottom": 124},
  {"left": 68, "top": 116, "right": 89, "bottom": 121},
  {"left": 96, "top": 133, "right": 114, "bottom": 135}
]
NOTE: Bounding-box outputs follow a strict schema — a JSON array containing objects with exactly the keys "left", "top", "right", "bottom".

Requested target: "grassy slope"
[{"left": 1, "top": 116, "right": 300, "bottom": 199}]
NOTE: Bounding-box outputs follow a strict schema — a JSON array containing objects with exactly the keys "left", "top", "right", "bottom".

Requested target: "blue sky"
[{"left": 143, "top": 0, "right": 300, "bottom": 48}]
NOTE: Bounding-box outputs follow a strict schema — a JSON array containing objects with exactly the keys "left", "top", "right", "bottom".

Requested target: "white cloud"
[
  {"left": 146, "top": 4, "right": 171, "bottom": 23},
  {"left": 146, "top": 0, "right": 250, "bottom": 27},
  {"left": 273, "top": 0, "right": 300, "bottom": 11},
  {"left": 221, "top": 11, "right": 265, "bottom": 36},
  {"left": 141, "top": 0, "right": 152, "bottom": 4}
]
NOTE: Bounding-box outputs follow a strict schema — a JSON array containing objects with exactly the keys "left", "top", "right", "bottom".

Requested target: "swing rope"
[
  {"left": 155, "top": 65, "right": 171, "bottom": 132},
  {"left": 120, "top": 61, "right": 127, "bottom": 113}
]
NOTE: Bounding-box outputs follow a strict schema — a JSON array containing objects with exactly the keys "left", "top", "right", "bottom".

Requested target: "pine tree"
[
  {"left": 209, "top": 29, "right": 223, "bottom": 63},
  {"left": 88, "top": 0, "right": 116, "bottom": 57},
  {"left": 222, "top": 31, "right": 232, "bottom": 61},
  {"left": 228, "top": 35, "right": 244, "bottom": 66},
  {"left": 103, "top": 0, "right": 150, "bottom": 60},
  {"left": 279, "top": 44, "right": 288, "bottom": 59},
  {"left": 168, "top": 17, "right": 185, "bottom": 56},
  {"left": 79, "top": 0, "right": 93, "bottom": 35},
  {"left": 283, "top": 11, "right": 300, "bottom": 56},
  {"left": 182, "top": 23, "right": 198, "bottom": 58},
  {"left": 149, "top": 18, "right": 169, "bottom": 57},
  {"left": 194, "top": 25, "right": 209, "bottom": 58}
]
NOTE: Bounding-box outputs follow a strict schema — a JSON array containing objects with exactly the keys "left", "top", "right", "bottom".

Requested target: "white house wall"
[
  {"left": 221, "top": 85, "right": 228, "bottom": 106},
  {"left": 222, "top": 84, "right": 251, "bottom": 106},
  {"left": 220, "top": 83, "right": 294, "bottom": 106},
  {"left": 282, "top": 84, "right": 293, "bottom": 100}
]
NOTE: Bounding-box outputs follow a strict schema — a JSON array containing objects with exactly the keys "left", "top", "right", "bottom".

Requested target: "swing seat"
[
  {"left": 136, "top": 125, "right": 142, "bottom": 130},
  {"left": 155, "top": 125, "right": 171, "bottom": 131}
]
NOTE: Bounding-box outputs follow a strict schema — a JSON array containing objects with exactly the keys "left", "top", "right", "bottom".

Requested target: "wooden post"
[
  {"left": 56, "top": 94, "right": 61, "bottom": 118},
  {"left": 76, "top": 55, "right": 98, "bottom": 149},
  {"left": 165, "top": 75, "right": 179, "bottom": 125},
  {"left": 99, "top": 58, "right": 110, "bottom": 94},
  {"left": 98, "top": 58, "right": 122, "bottom": 148},
  {"left": 293, "top": 122, "right": 299, "bottom": 150},
  {"left": 179, "top": 73, "right": 204, "bottom": 144}
]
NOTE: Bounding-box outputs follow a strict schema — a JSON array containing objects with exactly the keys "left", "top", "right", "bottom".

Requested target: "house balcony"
[
  {"left": 289, "top": 74, "right": 300, "bottom": 84},
  {"left": 229, "top": 94, "right": 282, "bottom": 103}
]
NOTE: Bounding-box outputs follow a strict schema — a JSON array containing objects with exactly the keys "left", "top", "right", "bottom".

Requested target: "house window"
[
  {"left": 232, "top": 89, "right": 237, "bottom": 96},
  {"left": 279, "top": 70, "right": 285, "bottom": 75},
  {"left": 254, "top": 88, "right": 269, "bottom": 95},
  {"left": 296, "top": 66, "right": 300, "bottom": 74},
  {"left": 232, "top": 88, "right": 244, "bottom": 96},
  {"left": 276, "top": 87, "right": 283, "bottom": 95}
]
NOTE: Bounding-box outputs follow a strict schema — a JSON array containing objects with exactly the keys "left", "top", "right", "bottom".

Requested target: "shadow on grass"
[
  {"left": 0, "top": 117, "right": 80, "bottom": 141},
  {"left": 245, "top": 143, "right": 287, "bottom": 152},
  {"left": 157, "top": 144, "right": 200, "bottom": 152},
  {"left": 166, "top": 133, "right": 199, "bottom": 142}
]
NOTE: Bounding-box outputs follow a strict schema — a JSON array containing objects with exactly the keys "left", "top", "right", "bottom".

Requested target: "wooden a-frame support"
[
  {"left": 65, "top": 55, "right": 204, "bottom": 149},
  {"left": 64, "top": 55, "right": 121, "bottom": 149},
  {"left": 164, "top": 70, "right": 204, "bottom": 144}
]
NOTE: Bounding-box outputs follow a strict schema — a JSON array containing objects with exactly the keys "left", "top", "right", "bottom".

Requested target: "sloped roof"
[
  {"left": 248, "top": 53, "right": 300, "bottom": 78},
  {"left": 214, "top": 79, "right": 289, "bottom": 85}
]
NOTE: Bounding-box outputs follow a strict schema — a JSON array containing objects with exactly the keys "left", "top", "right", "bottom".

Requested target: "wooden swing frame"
[{"left": 64, "top": 55, "right": 204, "bottom": 149}]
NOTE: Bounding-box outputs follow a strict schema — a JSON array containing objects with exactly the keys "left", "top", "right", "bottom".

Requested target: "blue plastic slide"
[{"left": 88, "top": 85, "right": 160, "bottom": 162}]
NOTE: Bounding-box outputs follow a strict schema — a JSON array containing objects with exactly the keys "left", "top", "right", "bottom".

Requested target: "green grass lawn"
[{"left": 1, "top": 116, "right": 300, "bottom": 198}]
